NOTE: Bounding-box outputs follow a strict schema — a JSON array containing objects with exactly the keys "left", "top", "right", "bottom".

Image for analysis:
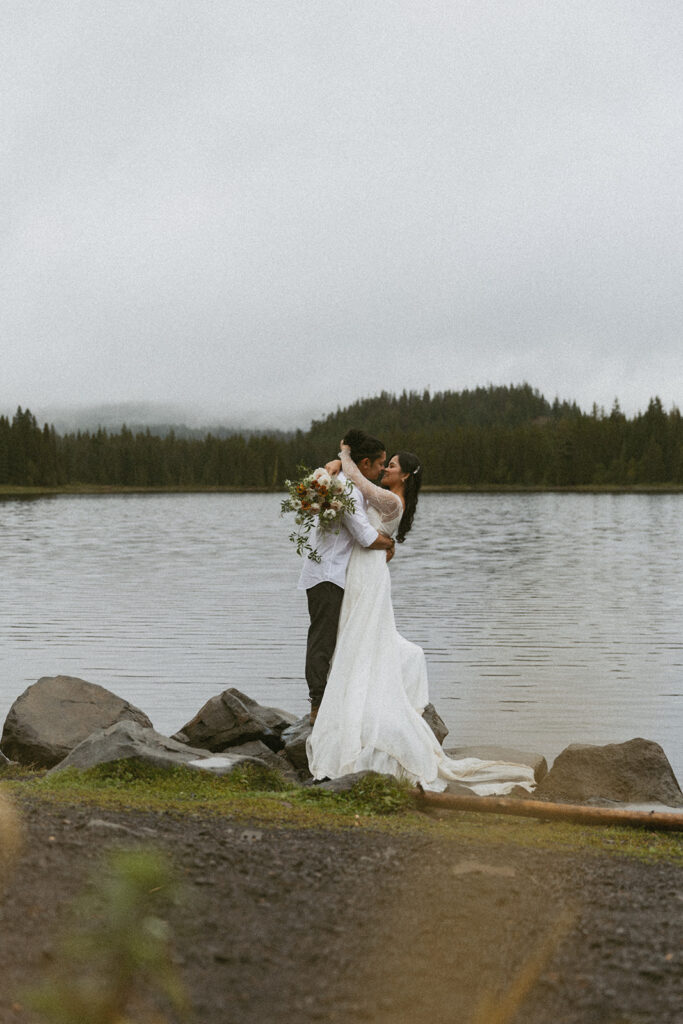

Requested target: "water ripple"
[{"left": 0, "top": 492, "right": 681, "bottom": 778}]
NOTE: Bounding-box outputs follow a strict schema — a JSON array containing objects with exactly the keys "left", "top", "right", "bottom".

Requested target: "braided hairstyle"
[
  {"left": 396, "top": 450, "right": 422, "bottom": 543},
  {"left": 342, "top": 428, "right": 386, "bottom": 464}
]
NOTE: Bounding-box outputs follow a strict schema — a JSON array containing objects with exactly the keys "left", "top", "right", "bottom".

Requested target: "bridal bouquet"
[{"left": 280, "top": 466, "right": 355, "bottom": 561}]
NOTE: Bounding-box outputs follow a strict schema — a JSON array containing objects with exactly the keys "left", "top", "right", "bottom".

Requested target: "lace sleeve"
[{"left": 340, "top": 449, "right": 403, "bottom": 524}]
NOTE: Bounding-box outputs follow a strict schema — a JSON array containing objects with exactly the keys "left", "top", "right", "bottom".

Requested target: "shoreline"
[{"left": 2, "top": 483, "right": 683, "bottom": 498}]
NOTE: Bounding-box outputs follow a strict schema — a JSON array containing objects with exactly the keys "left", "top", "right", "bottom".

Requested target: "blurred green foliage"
[{"left": 25, "top": 847, "right": 187, "bottom": 1024}]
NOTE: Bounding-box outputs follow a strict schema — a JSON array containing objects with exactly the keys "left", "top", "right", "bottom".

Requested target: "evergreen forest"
[{"left": 1, "top": 384, "right": 682, "bottom": 490}]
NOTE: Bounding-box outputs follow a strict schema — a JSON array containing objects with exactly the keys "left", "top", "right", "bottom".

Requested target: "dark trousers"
[{"left": 305, "top": 582, "right": 344, "bottom": 706}]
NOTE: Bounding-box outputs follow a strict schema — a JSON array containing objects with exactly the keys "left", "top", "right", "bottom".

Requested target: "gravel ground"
[{"left": 1, "top": 797, "right": 681, "bottom": 1024}]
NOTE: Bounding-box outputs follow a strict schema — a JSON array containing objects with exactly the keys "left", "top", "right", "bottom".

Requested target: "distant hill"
[
  {"left": 28, "top": 401, "right": 293, "bottom": 440},
  {"left": 26, "top": 385, "right": 578, "bottom": 442},
  {"left": 3, "top": 385, "right": 679, "bottom": 489},
  {"left": 306, "top": 383, "right": 580, "bottom": 445}
]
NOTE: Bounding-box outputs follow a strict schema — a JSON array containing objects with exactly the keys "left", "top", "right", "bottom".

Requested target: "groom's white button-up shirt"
[{"left": 297, "top": 471, "right": 379, "bottom": 591}]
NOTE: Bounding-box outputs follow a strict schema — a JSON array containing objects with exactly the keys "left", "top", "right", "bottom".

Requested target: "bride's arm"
[{"left": 340, "top": 446, "right": 403, "bottom": 522}]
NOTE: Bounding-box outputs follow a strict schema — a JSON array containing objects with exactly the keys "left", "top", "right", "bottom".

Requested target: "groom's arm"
[
  {"left": 343, "top": 507, "right": 389, "bottom": 550},
  {"left": 347, "top": 517, "right": 394, "bottom": 558},
  {"left": 341, "top": 477, "right": 395, "bottom": 553},
  {"left": 368, "top": 534, "right": 394, "bottom": 551}
]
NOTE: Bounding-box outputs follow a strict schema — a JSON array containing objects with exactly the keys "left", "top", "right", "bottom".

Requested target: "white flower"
[
  {"left": 322, "top": 508, "right": 336, "bottom": 519},
  {"left": 309, "top": 502, "right": 320, "bottom": 514},
  {"left": 312, "top": 468, "right": 332, "bottom": 488},
  {"left": 330, "top": 499, "right": 342, "bottom": 511}
]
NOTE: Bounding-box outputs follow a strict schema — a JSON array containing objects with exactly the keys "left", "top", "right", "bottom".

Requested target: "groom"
[{"left": 298, "top": 430, "right": 394, "bottom": 723}]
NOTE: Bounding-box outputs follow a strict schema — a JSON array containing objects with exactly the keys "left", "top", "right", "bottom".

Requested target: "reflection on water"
[{"left": 1, "top": 492, "right": 681, "bottom": 779}]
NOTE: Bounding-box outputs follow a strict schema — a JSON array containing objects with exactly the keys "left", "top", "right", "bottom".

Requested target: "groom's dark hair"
[{"left": 343, "top": 428, "right": 386, "bottom": 464}]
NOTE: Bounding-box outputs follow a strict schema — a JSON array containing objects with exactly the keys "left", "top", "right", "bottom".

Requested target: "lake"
[{"left": 1, "top": 492, "right": 681, "bottom": 781}]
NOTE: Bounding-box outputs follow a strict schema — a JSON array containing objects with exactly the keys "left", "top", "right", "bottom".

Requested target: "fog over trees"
[{"left": 1, "top": 385, "right": 681, "bottom": 489}]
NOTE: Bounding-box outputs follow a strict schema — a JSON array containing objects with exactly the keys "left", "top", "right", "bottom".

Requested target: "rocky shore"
[
  {"left": 2, "top": 675, "right": 682, "bottom": 810},
  {"left": 1, "top": 676, "right": 683, "bottom": 1024}
]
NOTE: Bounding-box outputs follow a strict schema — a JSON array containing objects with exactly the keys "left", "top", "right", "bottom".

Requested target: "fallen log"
[{"left": 412, "top": 788, "right": 683, "bottom": 832}]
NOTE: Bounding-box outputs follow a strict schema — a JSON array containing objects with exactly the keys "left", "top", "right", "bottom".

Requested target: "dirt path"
[{"left": 1, "top": 798, "right": 681, "bottom": 1024}]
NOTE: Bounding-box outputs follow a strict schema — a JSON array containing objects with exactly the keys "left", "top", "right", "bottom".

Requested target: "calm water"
[{"left": 1, "top": 493, "right": 681, "bottom": 780}]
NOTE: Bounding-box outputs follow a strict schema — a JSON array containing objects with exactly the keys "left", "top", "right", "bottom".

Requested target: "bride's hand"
[{"left": 325, "top": 458, "right": 342, "bottom": 475}]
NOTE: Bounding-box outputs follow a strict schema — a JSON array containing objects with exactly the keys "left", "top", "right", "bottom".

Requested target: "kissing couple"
[{"left": 297, "top": 428, "right": 535, "bottom": 795}]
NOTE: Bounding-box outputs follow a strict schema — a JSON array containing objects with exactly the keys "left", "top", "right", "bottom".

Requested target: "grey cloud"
[{"left": 2, "top": 1, "right": 681, "bottom": 425}]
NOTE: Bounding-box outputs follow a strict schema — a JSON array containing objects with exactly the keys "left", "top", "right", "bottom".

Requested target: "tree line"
[{"left": 1, "top": 385, "right": 682, "bottom": 489}]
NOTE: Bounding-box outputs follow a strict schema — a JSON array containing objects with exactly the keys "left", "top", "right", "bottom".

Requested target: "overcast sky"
[{"left": 3, "top": 1, "right": 682, "bottom": 428}]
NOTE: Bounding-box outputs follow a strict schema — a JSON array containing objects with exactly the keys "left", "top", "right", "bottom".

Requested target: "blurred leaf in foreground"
[{"left": 24, "top": 847, "right": 188, "bottom": 1024}]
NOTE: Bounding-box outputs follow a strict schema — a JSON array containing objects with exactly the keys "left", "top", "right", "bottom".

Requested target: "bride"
[{"left": 306, "top": 433, "right": 536, "bottom": 795}]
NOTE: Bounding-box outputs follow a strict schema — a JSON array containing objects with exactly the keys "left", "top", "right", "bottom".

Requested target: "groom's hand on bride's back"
[{"left": 368, "top": 534, "right": 395, "bottom": 560}]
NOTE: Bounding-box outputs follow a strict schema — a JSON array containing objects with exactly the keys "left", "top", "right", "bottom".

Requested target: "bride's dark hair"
[
  {"left": 396, "top": 451, "right": 422, "bottom": 543},
  {"left": 343, "top": 428, "right": 386, "bottom": 464}
]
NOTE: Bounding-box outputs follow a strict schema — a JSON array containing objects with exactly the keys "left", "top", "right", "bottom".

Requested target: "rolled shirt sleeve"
[
  {"left": 342, "top": 478, "right": 380, "bottom": 548},
  {"left": 297, "top": 471, "right": 379, "bottom": 591}
]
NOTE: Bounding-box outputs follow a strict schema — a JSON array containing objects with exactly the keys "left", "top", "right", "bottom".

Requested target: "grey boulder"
[
  {"left": 534, "top": 738, "right": 683, "bottom": 807},
  {"left": 49, "top": 720, "right": 267, "bottom": 776},
  {"left": 1, "top": 676, "right": 153, "bottom": 768},
  {"left": 444, "top": 745, "right": 548, "bottom": 783},
  {"left": 226, "top": 739, "right": 301, "bottom": 783},
  {"left": 423, "top": 704, "right": 448, "bottom": 745},
  {"left": 280, "top": 715, "right": 313, "bottom": 771},
  {"left": 173, "top": 688, "right": 297, "bottom": 753}
]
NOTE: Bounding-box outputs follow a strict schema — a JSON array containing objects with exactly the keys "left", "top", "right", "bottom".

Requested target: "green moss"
[
  {"left": 0, "top": 763, "right": 44, "bottom": 782},
  {"left": 297, "top": 774, "right": 415, "bottom": 815},
  {"left": 3, "top": 767, "right": 682, "bottom": 866},
  {"left": 56, "top": 757, "right": 292, "bottom": 793}
]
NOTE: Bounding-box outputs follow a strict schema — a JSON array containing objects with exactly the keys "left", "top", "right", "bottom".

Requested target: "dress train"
[{"left": 306, "top": 523, "right": 536, "bottom": 796}]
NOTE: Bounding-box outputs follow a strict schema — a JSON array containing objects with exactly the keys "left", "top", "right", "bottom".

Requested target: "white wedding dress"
[{"left": 306, "top": 453, "right": 536, "bottom": 795}]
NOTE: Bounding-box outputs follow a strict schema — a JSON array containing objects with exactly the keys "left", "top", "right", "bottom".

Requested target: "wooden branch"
[{"left": 411, "top": 788, "right": 683, "bottom": 831}]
